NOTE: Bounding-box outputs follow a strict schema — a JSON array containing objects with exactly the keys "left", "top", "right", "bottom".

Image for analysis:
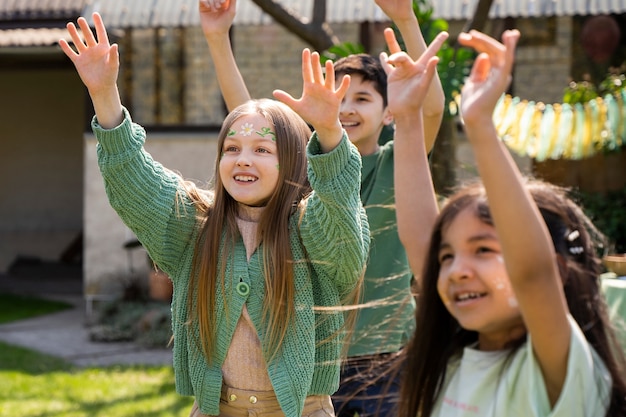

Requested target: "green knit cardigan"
[{"left": 93, "top": 109, "right": 370, "bottom": 417}]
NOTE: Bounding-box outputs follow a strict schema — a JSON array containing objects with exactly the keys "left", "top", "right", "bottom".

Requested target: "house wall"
[
  {"left": 514, "top": 16, "right": 572, "bottom": 104},
  {"left": 82, "top": 16, "right": 576, "bottom": 301},
  {"left": 233, "top": 22, "right": 362, "bottom": 101},
  {"left": 83, "top": 131, "right": 219, "bottom": 300},
  {"left": 0, "top": 66, "right": 84, "bottom": 272}
]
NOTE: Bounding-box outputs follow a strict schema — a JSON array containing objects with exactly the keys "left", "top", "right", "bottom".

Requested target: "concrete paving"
[{"left": 0, "top": 263, "right": 172, "bottom": 368}]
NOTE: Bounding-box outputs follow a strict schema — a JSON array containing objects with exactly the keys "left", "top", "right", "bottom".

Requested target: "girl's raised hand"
[
  {"left": 380, "top": 28, "right": 448, "bottom": 118},
  {"left": 199, "top": 0, "right": 236, "bottom": 38},
  {"left": 58, "top": 13, "right": 118, "bottom": 97},
  {"left": 458, "top": 29, "right": 520, "bottom": 125},
  {"left": 273, "top": 49, "right": 350, "bottom": 152}
]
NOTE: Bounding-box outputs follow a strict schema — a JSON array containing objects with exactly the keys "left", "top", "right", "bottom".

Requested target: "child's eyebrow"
[
  {"left": 468, "top": 233, "right": 499, "bottom": 242},
  {"left": 439, "top": 233, "right": 499, "bottom": 250}
]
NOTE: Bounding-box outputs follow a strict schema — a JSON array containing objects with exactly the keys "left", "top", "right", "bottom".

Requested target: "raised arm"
[
  {"left": 376, "top": 0, "right": 445, "bottom": 150},
  {"left": 59, "top": 13, "right": 123, "bottom": 129},
  {"left": 381, "top": 27, "right": 447, "bottom": 282},
  {"left": 273, "top": 49, "right": 350, "bottom": 153},
  {"left": 458, "top": 30, "right": 570, "bottom": 405},
  {"left": 199, "top": 0, "right": 251, "bottom": 111}
]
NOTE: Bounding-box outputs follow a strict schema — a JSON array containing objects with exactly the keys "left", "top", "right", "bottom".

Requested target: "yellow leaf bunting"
[{"left": 492, "top": 87, "right": 626, "bottom": 161}]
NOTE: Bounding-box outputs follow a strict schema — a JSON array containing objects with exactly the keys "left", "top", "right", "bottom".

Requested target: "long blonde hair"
[{"left": 184, "top": 99, "right": 313, "bottom": 363}]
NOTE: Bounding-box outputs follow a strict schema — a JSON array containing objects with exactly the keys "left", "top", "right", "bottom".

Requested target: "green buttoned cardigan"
[{"left": 93, "top": 108, "right": 370, "bottom": 417}]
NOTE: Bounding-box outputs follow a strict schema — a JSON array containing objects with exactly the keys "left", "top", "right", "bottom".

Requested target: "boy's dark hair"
[{"left": 334, "top": 54, "right": 388, "bottom": 108}]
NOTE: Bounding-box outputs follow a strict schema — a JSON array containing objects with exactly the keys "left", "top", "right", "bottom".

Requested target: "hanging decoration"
[{"left": 492, "top": 86, "right": 626, "bottom": 161}]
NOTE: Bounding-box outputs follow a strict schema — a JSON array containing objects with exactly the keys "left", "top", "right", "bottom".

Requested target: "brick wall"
[{"left": 514, "top": 16, "right": 572, "bottom": 104}]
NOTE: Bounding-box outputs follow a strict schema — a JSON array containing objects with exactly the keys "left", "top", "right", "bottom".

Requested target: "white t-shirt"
[{"left": 432, "top": 316, "right": 612, "bottom": 416}]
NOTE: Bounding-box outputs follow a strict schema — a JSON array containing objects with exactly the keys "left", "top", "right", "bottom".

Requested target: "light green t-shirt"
[
  {"left": 432, "top": 315, "right": 612, "bottom": 416},
  {"left": 347, "top": 140, "right": 415, "bottom": 357}
]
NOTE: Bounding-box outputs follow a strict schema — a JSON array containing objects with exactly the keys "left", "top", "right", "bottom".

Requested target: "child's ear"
[{"left": 383, "top": 107, "right": 394, "bottom": 126}]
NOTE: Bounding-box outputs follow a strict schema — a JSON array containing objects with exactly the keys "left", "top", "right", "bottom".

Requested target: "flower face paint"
[{"left": 220, "top": 114, "right": 280, "bottom": 206}]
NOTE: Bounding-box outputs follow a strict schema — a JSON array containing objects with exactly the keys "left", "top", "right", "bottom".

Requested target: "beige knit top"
[{"left": 221, "top": 204, "right": 273, "bottom": 390}]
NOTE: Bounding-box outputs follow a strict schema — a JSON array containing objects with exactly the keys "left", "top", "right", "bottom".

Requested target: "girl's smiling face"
[
  {"left": 219, "top": 113, "right": 279, "bottom": 207},
  {"left": 437, "top": 207, "right": 525, "bottom": 350}
]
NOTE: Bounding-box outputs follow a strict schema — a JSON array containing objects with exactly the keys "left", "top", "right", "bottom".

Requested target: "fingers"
[
  {"left": 384, "top": 27, "right": 402, "bottom": 55},
  {"left": 110, "top": 43, "right": 120, "bottom": 67},
  {"left": 502, "top": 29, "right": 520, "bottom": 73},
  {"left": 78, "top": 16, "right": 97, "bottom": 47},
  {"left": 323, "top": 58, "right": 336, "bottom": 90},
  {"left": 301, "top": 48, "right": 313, "bottom": 85},
  {"left": 379, "top": 51, "right": 392, "bottom": 75},
  {"left": 200, "top": 0, "right": 233, "bottom": 12},
  {"left": 62, "top": 21, "right": 83, "bottom": 53},
  {"left": 92, "top": 13, "right": 110, "bottom": 48},
  {"left": 459, "top": 29, "right": 519, "bottom": 72},
  {"left": 335, "top": 74, "right": 351, "bottom": 100},
  {"left": 58, "top": 38, "right": 76, "bottom": 60},
  {"left": 418, "top": 32, "right": 448, "bottom": 65},
  {"left": 301, "top": 49, "right": 345, "bottom": 94},
  {"left": 60, "top": 12, "right": 108, "bottom": 56},
  {"left": 200, "top": 0, "right": 229, "bottom": 9},
  {"left": 385, "top": 51, "right": 412, "bottom": 67},
  {"left": 382, "top": 29, "right": 448, "bottom": 75},
  {"left": 458, "top": 30, "right": 508, "bottom": 67},
  {"left": 467, "top": 52, "right": 491, "bottom": 84},
  {"left": 272, "top": 89, "right": 296, "bottom": 109},
  {"left": 311, "top": 51, "right": 324, "bottom": 87},
  {"left": 420, "top": 56, "right": 440, "bottom": 88}
]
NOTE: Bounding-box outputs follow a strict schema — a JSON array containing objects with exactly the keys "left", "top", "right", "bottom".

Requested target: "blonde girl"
[{"left": 60, "top": 13, "right": 369, "bottom": 417}]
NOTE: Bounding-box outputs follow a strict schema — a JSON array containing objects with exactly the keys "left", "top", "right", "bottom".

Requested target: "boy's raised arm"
[{"left": 376, "top": 0, "right": 445, "bottom": 150}]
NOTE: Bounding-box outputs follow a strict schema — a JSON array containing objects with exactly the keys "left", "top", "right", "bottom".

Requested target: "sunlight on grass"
[
  {"left": 0, "top": 342, "right": 194, "bottom": 417},
  {"left": 0, "top": 367, "right": 194, "bottom": 416}
]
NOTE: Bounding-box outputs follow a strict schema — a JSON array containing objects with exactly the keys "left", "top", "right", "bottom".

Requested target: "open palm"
[
  {"left": 59, "top": 13, "right": 118, "bottom": 95},
  {"left": 273, "top": 49, "right": 350, "bottom": 133}
]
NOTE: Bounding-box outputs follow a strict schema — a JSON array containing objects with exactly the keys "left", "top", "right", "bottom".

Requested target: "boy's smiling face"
[{"left": 339, "top": 74, "right": 393, "bottom": 156}]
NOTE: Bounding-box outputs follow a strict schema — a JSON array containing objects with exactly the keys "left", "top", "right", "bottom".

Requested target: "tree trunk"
[
  {"left": 431, "top": 118, "right": 458, "bottom": 196},
  {"left": 250, "top": 0, "right": 338, "bottom": 50}
]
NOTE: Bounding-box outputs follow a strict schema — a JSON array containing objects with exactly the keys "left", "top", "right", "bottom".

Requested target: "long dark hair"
[{"left": 398, "top": 179, "right": 626, "bottom": 417}]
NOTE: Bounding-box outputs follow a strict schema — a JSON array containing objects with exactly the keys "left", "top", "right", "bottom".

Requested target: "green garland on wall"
[{"left": 493, "top": 86, "right": 626, "bottom": 161}]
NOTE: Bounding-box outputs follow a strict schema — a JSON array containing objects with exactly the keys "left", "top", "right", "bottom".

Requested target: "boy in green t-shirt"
[
  {"left": 329, "top": 30, "right": 444, "bottom": 417},
  {"left": 199, "top": 0, "right": 445, "bottom": 415}
]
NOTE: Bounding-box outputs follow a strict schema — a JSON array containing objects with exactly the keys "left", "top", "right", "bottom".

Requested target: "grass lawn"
[
  {"left": 0, "top": 342, "right": 194, "bottom": 416},
  {"left": 0, "top": 293, "right": 194, "bottom": 416},
  {"left": 0, "top": 293, "right": 73, "bottom": 324}
]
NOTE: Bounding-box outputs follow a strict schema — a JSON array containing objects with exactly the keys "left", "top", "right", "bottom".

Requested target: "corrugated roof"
[
  {"left": 0, "top": 27, "right": 79, "bottom": 47},
  {"left": 1, "top": 0, "right": 626, "bottom": 45},
  {"left": 0, "top": 0, "right": 87, "bottom": 47},
  {"left": 79, "top": 0, "right": 389, "bottom": 28},
  {"left": 0, "top": 0, "right": 87, "bottom": 22},
  {"left": 80, "top": 0, "right": 626, "bottom": 29}
]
